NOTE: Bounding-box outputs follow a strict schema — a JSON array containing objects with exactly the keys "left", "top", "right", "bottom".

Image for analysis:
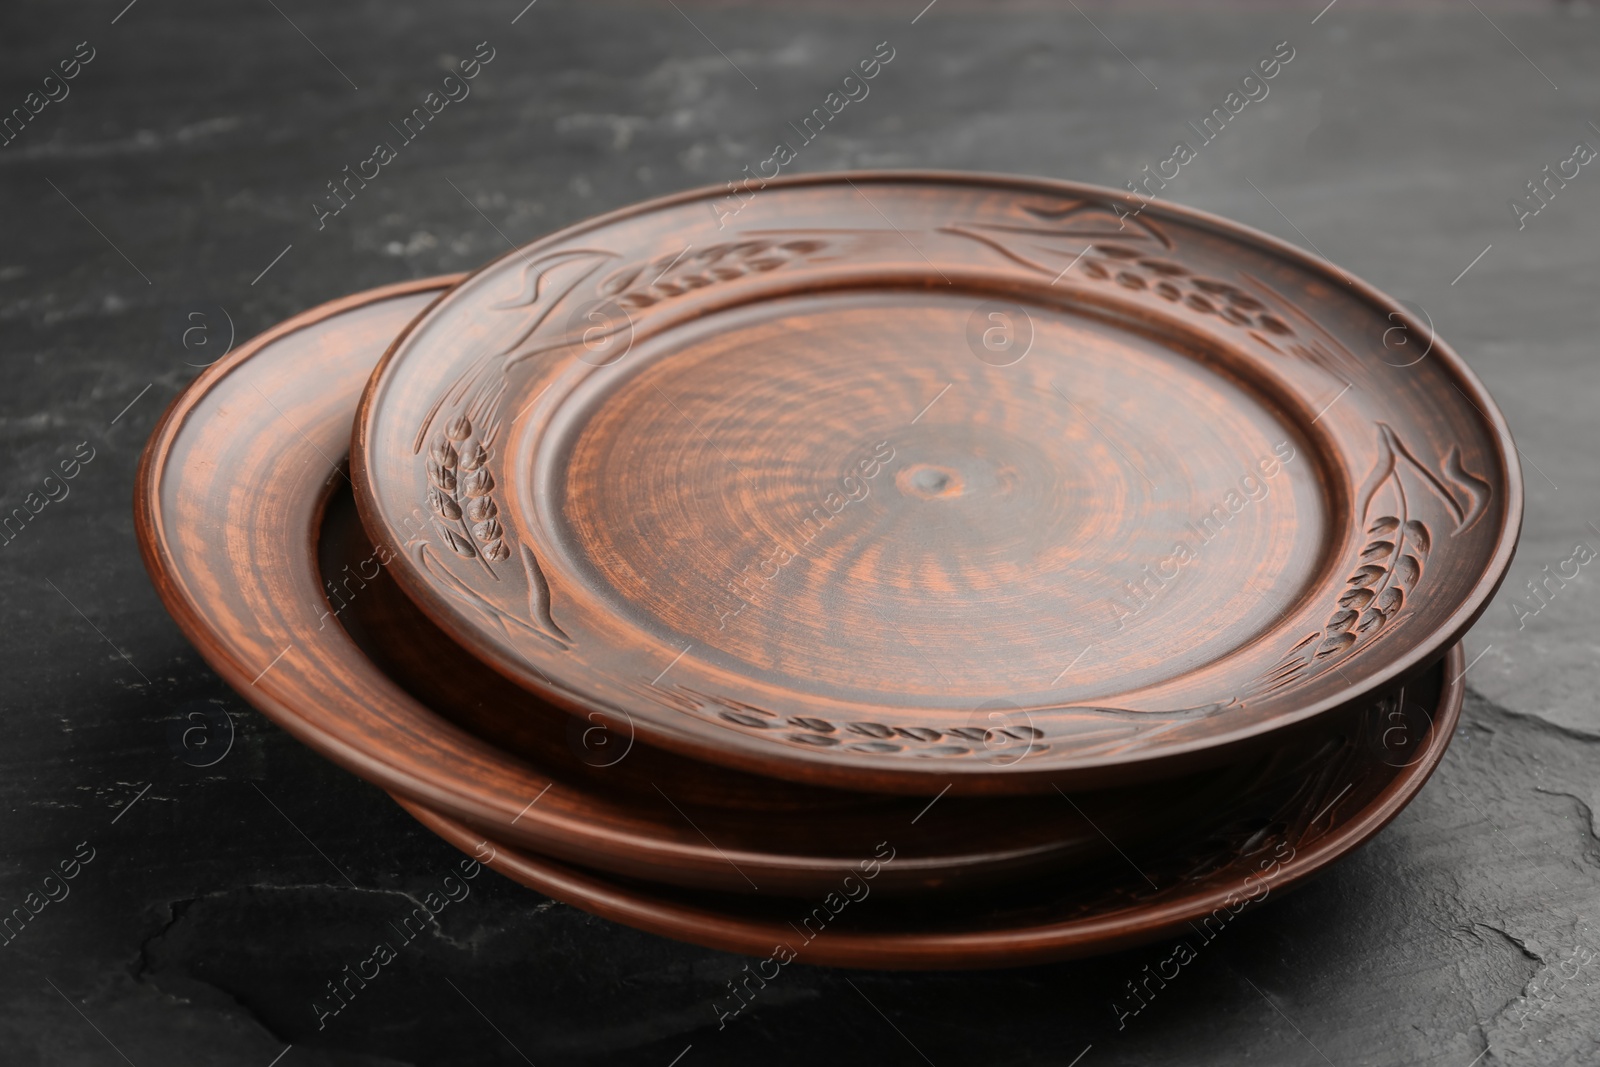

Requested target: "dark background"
[{"left": 2, "top": 1, "right": 1597, "bottom": 1064}]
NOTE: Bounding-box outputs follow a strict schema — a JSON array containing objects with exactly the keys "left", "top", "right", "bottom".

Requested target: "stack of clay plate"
[{"left": 137, "top": 172, "right": 1521, "bottom": 969}]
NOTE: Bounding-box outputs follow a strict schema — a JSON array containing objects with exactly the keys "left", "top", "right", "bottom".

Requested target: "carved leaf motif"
[
  {"left": 414, "top": 542, "right": 568, "bottom": 650},
  {"left": 941, "top": 207, "right": 1328, "bottom": 357},
  {"left": 1358, "top": 425, "right": 1491, "bottom": 536},
  {"left": 426, "top": 460, "right": 455, "bottom": 493},
  {"left": 598, "top": 265, "right": 645, "bottom": 296},
  {"left": 486, "top": 249, "right": 616, "bottom": 334},
  {"left": 787, "top": 716, "right": 834, "bottom": 733},
  {"left": 1349, "top": 564, "right": 1385, "bottom": 587},
  {"left": 441, "top": 528, "right": 476, "bottom": 558},
  {"left": 1405, "top": 520, "right": 1431, "bottom": 554},
  {"left": 940, "top": 199, "right": 1171, "bottom": 277},
  {"left": 428, "top": 489, "right": 461, "bottom": 521},
  {"left": 1258, "top": 422, "right": 1487, "bottom": 695},
  {"left": 429, "top": 440, "right": 458, "bottom": 468},
  {"left": 410, "top": 234, "right": 845, "bottom": 635},
  {"left": 492, "top": 239, "right": 836, "bottom": 370},
  {"left": 1339, "top": 587, "right": 1375, "bottom": 610},
  {"left": 520, "top": 543, "right": 570, "bottom": 645},
  {"left": 1361, "top": 540, "right": 1395, "bottom": 560},
  {"left": 1318, "top": 632, "right": 1356, "bottom": 657},
  {"left": 652, "top": 693, "right": 1234, "bottom": 762}
]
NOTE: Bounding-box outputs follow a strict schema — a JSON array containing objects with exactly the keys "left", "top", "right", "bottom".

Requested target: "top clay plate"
[{"left": 354, "top": 171, "right": 1520, "bottom": 795}]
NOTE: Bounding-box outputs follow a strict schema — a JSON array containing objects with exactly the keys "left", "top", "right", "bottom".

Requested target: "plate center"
[
  {"left": 554, "top": 289, "right": 1328, "bottom": 706},
  {"left": 899, "top": 462, "right": 963, "bottom": 500}
]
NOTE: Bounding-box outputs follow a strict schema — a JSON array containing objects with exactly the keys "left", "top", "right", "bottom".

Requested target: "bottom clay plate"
[
  {"left": 397, "top": 642, "right": 1462, "bottom": 970},
  {"left": 137, "top": 277, "right": 1259, "bottom": 898}
]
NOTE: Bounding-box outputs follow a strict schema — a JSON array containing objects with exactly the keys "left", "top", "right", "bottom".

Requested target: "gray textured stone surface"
[{"left": 1, "top": 1, "right": 1596, "bottom": 1064}]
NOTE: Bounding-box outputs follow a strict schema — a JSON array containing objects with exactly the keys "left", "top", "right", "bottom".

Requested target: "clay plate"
[
  {"left": 397, "top": 642, "right": 1464, "bottom": 969},
  {"left": 354, "top": 171, "right": 1519, "bottom": 795},
  {"left": 136, "top": 278, "right": 1248, "bottom": 897}
]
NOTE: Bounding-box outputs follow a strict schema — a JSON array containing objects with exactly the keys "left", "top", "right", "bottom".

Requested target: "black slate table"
[{"left": 2, "top": 2, "right": 1597, "bottom": 1064}]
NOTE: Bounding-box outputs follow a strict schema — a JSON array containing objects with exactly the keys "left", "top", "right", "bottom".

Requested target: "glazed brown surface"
[
  {"left": 399, "top": 642, "right": 1464, "bottom": 969},
  {"left": 355, "top": 172, "right": 1521, "bottom": 794},
  {"left": 137, "top": 278, "right": 1255, "bottom": 898}
]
